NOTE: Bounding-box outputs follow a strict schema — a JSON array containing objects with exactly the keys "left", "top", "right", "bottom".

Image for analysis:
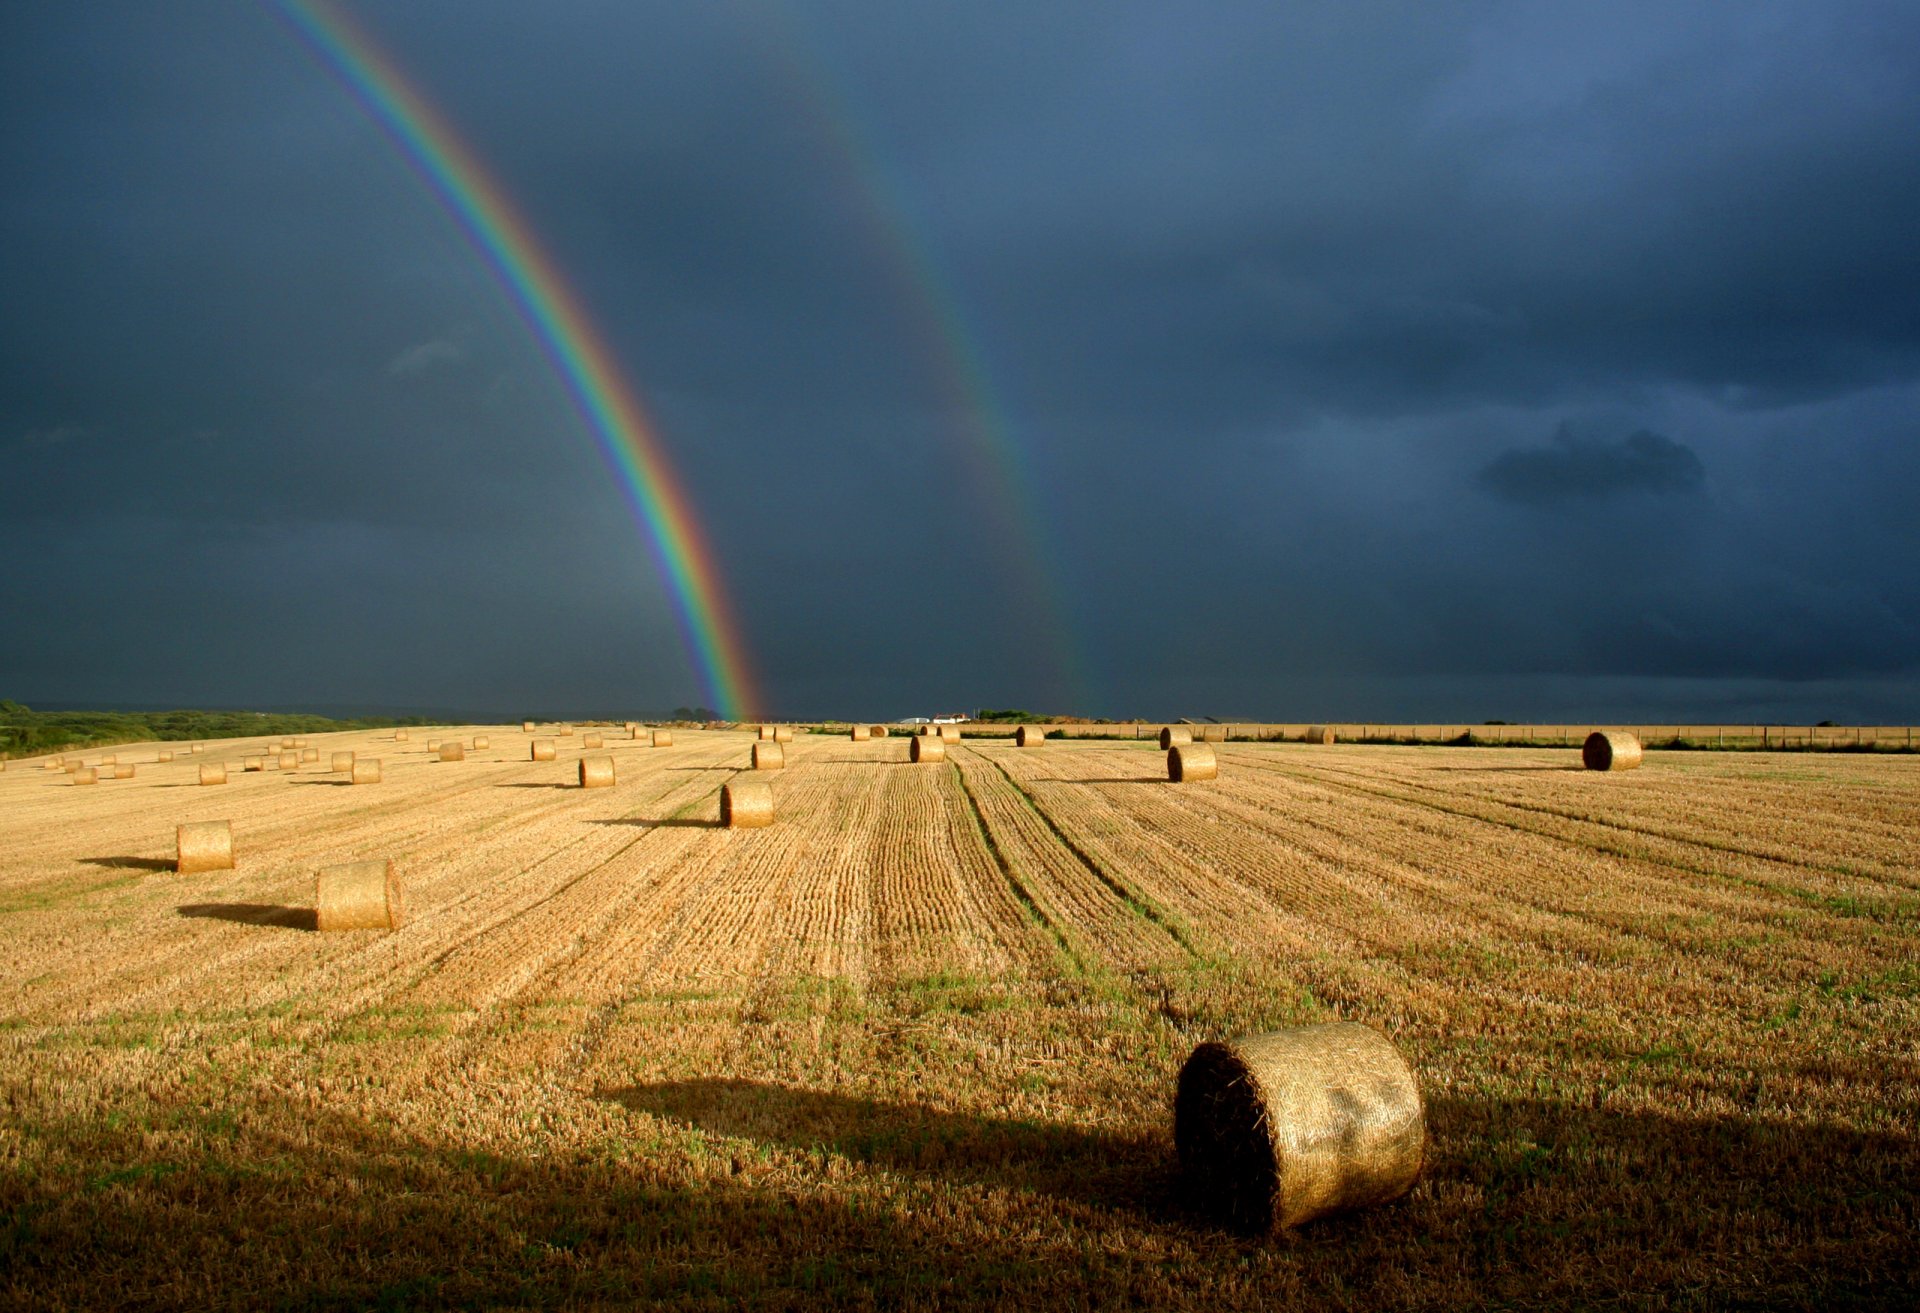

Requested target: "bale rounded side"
[
  {"left": 331, "top": 752, "right": 354, "bottom": 772},
  {"left": 1304, "top": 726, "right": 1334, "bottom": 746},
  {"left": 199, "top": 764, "right": 227, "bottom": 786},
  {"left": 72, "top": 767, "right": 98, "bottom": 785},
  {"left": 1175, "top": 1022, "right": 1425, "bottom": 1232},
  {"left": 394, "top": 730, "right": 409, "bottom": 741},
  {"left": 1170, "top": 744, "right": 1218, "bottom": 782},
  {"left": 522, "top": 721, "right": 535, "bottom": 733},
  {"left": 157, "top": 750, "right": 174, "bottom": 763},
  {"left": 583, "top": 733, "right": 604, "bottom": 749},
  {"left": 758, "top": 725, "right": 776, "bottom": 740},
  {"left": 1160, "top": 727, "right": 1193, "bottom": 750},
  {"left": 774, "top": 726, "right": 794, "bottom": 743},
  {"left": 1016, "top": 726, "right": 1045, "bottom": 747},
  {"left": 652, "top": 729, "right": 673, "bottom": 747},
  {"left": 721, "top": 777, "right": 774, "bottom": 828},
  {"left": 114, "top": 764, "right": 136, "bottom": 779},
  {"left": 473, "top": 736, "right": 489, "bottom": 750},
  {"left": 176, "top": 820, "right": 234, "bottom": 874},
  {"left": 350, "top": 758, "right": 381, "bottom": 784},
  {"left": 190, "top": 743, "right": 204, "bottom": 753},
  {"left": 1583, "top": 731, "right": 1643, "bottom": 772},
  {"left": 531, "top": 739, "right": 556, "bottom": 761},
  {"left": 940, "top": 724, "right": 961, "bottom": 742},
  {"left": 439, "top": 742, "right": 465, "bottom": 762},
  {"left": 850, "top": 724, "right": 871, "bottom": 741},
  {"left": 579, "top": 756, "right": 615, "bottom": 788},
  {"left": 911, "top": 735, "right": 946, "bottom": 763},
  {"left": 243, "top": 756, "right": 264, "bottom": 772},
  {"left": 752, "top": 741, "right": 784, "bottom": 771},
  {"left": 315, "top": 859, "right": 404, "bottom": 932}
]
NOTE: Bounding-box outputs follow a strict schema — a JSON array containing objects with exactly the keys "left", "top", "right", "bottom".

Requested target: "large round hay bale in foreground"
[
  {"left": 652, "top": 729, "right": 673, "bottom": 747},
  {"left": 1304, "top": 726, "right": 1334, "bottom": 745},
  {"left": 751, "top": 741, "right": 784, "bottom": 770},
  {"left": 721, "top": 777, "right": 774, "bottom": 828},
  {"left": 583, "top": 734, "right": 604, "bottom": 749},
  {"left": 1015, "top": 726, "right": 1045, "bottom": 747},
  {"left": 1583, "top": 730, "right": 1643, "bottom": 772},
  {"left": 439, "top": 742, "right": 464, "bottom": 762},
  {"left": 199, "top": 764, "right": 227, "bottom": 786},
  {"left": 871, "top": 726, "right": 889, "bottom": 738},
  {"left": 331, "top": 752, "right": 354, "bottom": 772},
  {"left": 350, "top": 759, "right": 381, "bottom": 785},
  {"left": 579, "top": 756, "right": 615, "bottom": 788},
  {"left": 315, "top": 859, "right": 405, "bottom": 932},
  {"left": 1175, "top": 1023, "right": 1426, "bottom": 1233},
  {"left": 531, "top": 739, "right": 556, "bottom": 761},
  {"left": 850, "top": 724, "right": 870, "bottom": 741},
  {"left": 1170, "top": 744, "right": 1218, "bottom": 782},
  {"left": 1160, "top": 727, "right": 1193, "bottom": 750},
  {"left": 72, "top": 767, "right": 98, "bottom": 785},
  {"left": 176, "top": 820, "right": 233, "bottom": 874},
  {"left": 910, "top": 735, "right": 946, "bottom": 763}
]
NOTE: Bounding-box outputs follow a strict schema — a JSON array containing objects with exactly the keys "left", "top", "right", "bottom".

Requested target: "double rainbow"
[{"left": 273, "top": 0, "right": 759, "bottom": 720}]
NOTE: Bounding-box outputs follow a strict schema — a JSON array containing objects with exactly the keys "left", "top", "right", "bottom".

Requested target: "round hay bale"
[
  {"left": 918, "top": 724, "right": 937, "bottom": 736},
  {"left": 522, "top": 721, "right": 535, "bottom": 733},
  {"left": 72, "top": 767, "right": 98, "bottom": 785},
  {"left": 531, "top": 739, "right": 556, "bottom": 761},
  {"left": 652, "top": 729, "right": 673, "bottom": 747},
  {"left": 473, "top": 736, "right": 490, "bottom": 750},
  {"left": 198, "top": 763, "right": 227, "bottom": 786},
  {"left": 759, "top": 725, "right": 776, "bottom": 741},
  {"left": 872, "top": 726, "right": 889, "bottom": 738},
  {"left": 176, "top": 820, "right": 233, "bottom": 874},
  {"left": 1015, "top": 726, "right": 1045, "bottom": 748},
  {"left": 439, "top": 741, "right": 465, "bottom": 762},
  {"left": 350, "top": 758, "right": 381, "bottom": 784},
  {"left": 190, "top": 743, "right": 204, "bottom": 753},
  {"left": 850, "top": 724, "right": 871, "bottom": 741},
  {"left": 244, "top": 756, "right": 264, "bottom": 772},
  {"left": 583, "top": 734, "right": 604, "bottom": 749},
  {"left": 559, "top": 725, "right": 574, "bottom": 737},
  {"left": 1200, "top": 725, "right": 1227, "bottom": 743},
  {"left": 940, "top": 724, "right": 961, "bottom": 742},
  {"left": 1582, "top": 730, "right": 1643, "bottom": 772},
  {"left": 579, "top": 756, "right": 615, "bottom": 788},
  {"left": 279, "top": 738, "right": 295, "bottom": 750},
  {"left": 1175, "top": 1023, "right": 1426, "bottom": 1232},
  {"left": 315, "top": 859, "right": 405, "bottom": 932},
  {"left": 100, "top": 754, "right": 117, "bottom": 765},
  {"left": 300, "top": 748, "right": 318, "bottom": 763},
  {"left": 293, "top": 738, "right": 308, "bottom": 748},
  {"left": 426, "top": 740, "right": 440, "bottom": 753},
  {"left": 1169, "top": 743, "right": 1218, "bottom": 782},
  {"left": 157, "top": 750, "right": 174, "bottom": 763},
  {"left": 1160, "top": 727, "right": 1193, "bottom": 750},
  {"left": 395, "top": 729, "right": 409, "bottom": 741},
  {"left": 1304, "top": 726, "right": 1334, "bottom": 746},
  {"left": 114, "top": 764, "right": 136, "bottom": 779},
  {"left": 752, "top": 741, "right": 784, "bottom": 771},
  {"left": 911, "top": 735, "right": 946, "bottom": 763},
  {"left": 721, "top": 777, "right": 774, "bottom": 828},
  {"left": 774, "top": 726, "right": 794, "bottom": 743},
  {"left": 43, "top": 758, "right": 61, "bottom": 770},
  {"left": 331, "top": 752, "right": 354, "bottom": 772}
]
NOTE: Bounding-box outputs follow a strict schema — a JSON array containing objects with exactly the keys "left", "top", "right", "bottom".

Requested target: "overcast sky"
[{"left": 3, "top": 1, "right": 1917, "bottom": 722}]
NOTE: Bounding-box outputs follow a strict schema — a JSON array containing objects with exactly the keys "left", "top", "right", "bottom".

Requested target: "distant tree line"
[{"left": 0, "top": 700, "right": 428, "bottom": 758}]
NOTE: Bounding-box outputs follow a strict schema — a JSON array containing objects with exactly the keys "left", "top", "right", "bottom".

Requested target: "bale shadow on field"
[
  {"left": 81, "top": 856, "right": 174, "bottom": 872},
  {"left": 592, "top": 817, "right": 719, "bottom": 829},
  {"left": 1075, "top": 777, "right": 1164, "bottom": 785},
  {"left": 288, "top": 779, "right": 353, "bottom": 786},
  {"left": 601, "top": 1079, "right": 1181, "bottom": 1223},
  {"left": 495, "top": 782, "right": 575, "bottom": 790},
  {"left": 1425, "top": 765, "right": 1584, "bottom": 773},
  {"left": 177, "top": 902, "right": 316, "bottom": 931}
]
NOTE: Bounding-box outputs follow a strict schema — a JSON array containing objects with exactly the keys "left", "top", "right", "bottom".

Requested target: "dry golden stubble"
[
  {"left": 579, "top": 756, "right": 616, "bottom": 788},
  {"left": 752, "top": 742, "right": 784, "bottom": 771},
  {"left": 314, "top": 858, "right": 405, "bottom": 931},
  {"left": 1169, "top": 744, "right": 1218, "bottom": 782},
  {"left": 175, "top": 820, "right": 233, "bottom": 874},
  {"left": 1584, "top": 730, "right": 1644, "bottom": 772},
  {"left": 1159, "top": 727, "right": 1192, "bottom": 749},
  {"left": 1175, "top": 1022, "right": 1426, "bottom": 1232},
  {"left": 721, "top": 776, "right": 774, "bottom": 827},
  {"left": 911, "top": 735, "right": 946, "bottom": 763},
  {"left": 530, "top": 740, "right": 556, "bottom": 762}
]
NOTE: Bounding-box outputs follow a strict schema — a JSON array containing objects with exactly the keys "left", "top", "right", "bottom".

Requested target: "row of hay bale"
[{"left": 171, "top": 820, "right": 403, "bottom": 929}]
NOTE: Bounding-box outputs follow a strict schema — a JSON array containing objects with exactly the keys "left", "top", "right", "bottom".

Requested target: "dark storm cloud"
[
  {"left": 1478, "top": 427, "right": 1706, "bottom": 504},
  {"left": 2, "top": 1, "right": 1917, "bottom": 720}
]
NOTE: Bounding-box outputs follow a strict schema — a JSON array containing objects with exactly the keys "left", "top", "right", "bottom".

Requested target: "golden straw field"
[{"left": 2, "top": 727, "right": 1916, "bottom": 1309}]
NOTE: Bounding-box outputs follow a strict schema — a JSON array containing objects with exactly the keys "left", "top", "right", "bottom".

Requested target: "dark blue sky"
[{"left": 4, "top": 2, "right": 1917, "bottom": 722}]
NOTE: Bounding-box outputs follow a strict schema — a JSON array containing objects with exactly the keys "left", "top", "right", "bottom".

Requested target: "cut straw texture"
[
  {"left": 350, "top": 759, "right": 381, "bottom": 785},
  {"left": 579, "top": 756, "right": 615, "bottom": 789},
  {"left": 1583, "top": 730, "right": 1643, "bottom": 772},
  {"left": 315, "top": 859, "right": 405, "bottom": 932},
  {"left": 1304, "top": 726, "right": 1334, "bottom": 746},
  {"left": 652, "top": 729, "right": 673, "bottom": 747},
  {"left": 911, "top": 735, "right": 946, "bottom": 763},
  {"left": 752, "top": 742, "right": 784, "bottom": 771},
  {"left": 176, "top": 821, "right": 233, "bottom": 874},
  {"left": 721, "top": 777, "right": 774, "bottom": 828},
  {"left": 1175, "top": 1023, "right": 1426, "bottom": 1233},
  {"left": 1016, "top": 726, "right": 1045, "bottom": 747},
  {"left": 1160, "top": 727, "right": 1193, "bottom": 749},
  {"left": 1169, "top": 744, "right": 1218, "bottom": 782},
  {"left": 531, "top": 740, "right": 556, "bottom": 762},
  {"left": 199, "top": 764, "right": 227, "bottom": 786}
]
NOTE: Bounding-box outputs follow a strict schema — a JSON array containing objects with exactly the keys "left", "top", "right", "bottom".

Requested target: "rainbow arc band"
[{"left": 273, "top": 0, "right": 758, "bottom": 719}]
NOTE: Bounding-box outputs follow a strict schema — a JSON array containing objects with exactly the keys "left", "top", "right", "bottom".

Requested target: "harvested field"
[{"left": 0, "top": 732, "right": 1914, "bottom": 1309}]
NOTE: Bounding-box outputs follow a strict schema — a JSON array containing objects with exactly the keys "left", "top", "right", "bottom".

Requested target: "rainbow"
[{"left": 271, "top": 0, "right": 759, "bottom": 720}]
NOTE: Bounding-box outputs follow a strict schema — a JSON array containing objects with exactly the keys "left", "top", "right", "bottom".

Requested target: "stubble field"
[{"left": 1, "top": 728, "right": 1915, "bottom": 1309}]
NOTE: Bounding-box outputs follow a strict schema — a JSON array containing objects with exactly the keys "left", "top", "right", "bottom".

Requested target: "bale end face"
[
  {"left": 1159, "top": 727, "right": 1193, "bottom": 750},
  {"left": 1175, "top": 1023, "right": 1426, "bottom": 1233},
  {"left": 315, "top": 859, "right": 404, "bottom": 932},
  {"left": 350, "top": 759, "right": 381, "bottom": 785},
  {"left": 751, "top": 741, "right": 785, "bottom": 771},
  {"left": 721, "top": 778, "right": 774, "bottom": 828},
  {"left": 176, "top": 820, "right": 234, "bottom": 874},
  {"left": 438, "top": 742, "right": 465, "bottom": 762},
  {"left": 871, "top": 726, "right": 889, "bottom": 738},
  {"left": 652, "top": 730, "right": 673, "bottom": 747},
  {"left": 531, "top": 740, "right": 556, "bottom": 761},
  {"left": 1170, "top": 744, "right": 1218, "bottom": 782},
  {"left": 1016, "top": 726, "right": 1046, "bottom": 747},
  {"left": 910, "top": 735, "right": 946, "bottom": 763},
  {"left": 1583, "top": 731, "right": 1643, "bottom": 772},
  {"left": 579, "top": 756, "right": 615, "bottom": 788}
]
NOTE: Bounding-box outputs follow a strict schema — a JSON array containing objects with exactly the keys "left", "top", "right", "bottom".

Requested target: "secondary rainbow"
[{"left": 272, "top": 0, "right": 759, "bottom": 719}]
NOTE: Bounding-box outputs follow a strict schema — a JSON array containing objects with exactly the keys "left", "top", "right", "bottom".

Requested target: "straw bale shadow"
[
  {"left": 1427, "top": 764, "right": 1584, "bottom": 773},
  {"left": 601, "top": 1079, "right": 1177, "bottom": 1222},
  {"left": 496, "top": 782, "right": 574, "bottom": 790},
  {"left": 592, "top": 817, "right": 720, "bottom": 829},
  {"left": 177, "top": 902, "right": 316, "bottom": 931},
  {"left": 288, "top": 778, "right": 353, "bottom": 786},
  {"left": 1076, "top": 777, "right": 1164, "bottom": 785},
  {"left": 81, "top": 855, "right": 175, "bottom": 872}
]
